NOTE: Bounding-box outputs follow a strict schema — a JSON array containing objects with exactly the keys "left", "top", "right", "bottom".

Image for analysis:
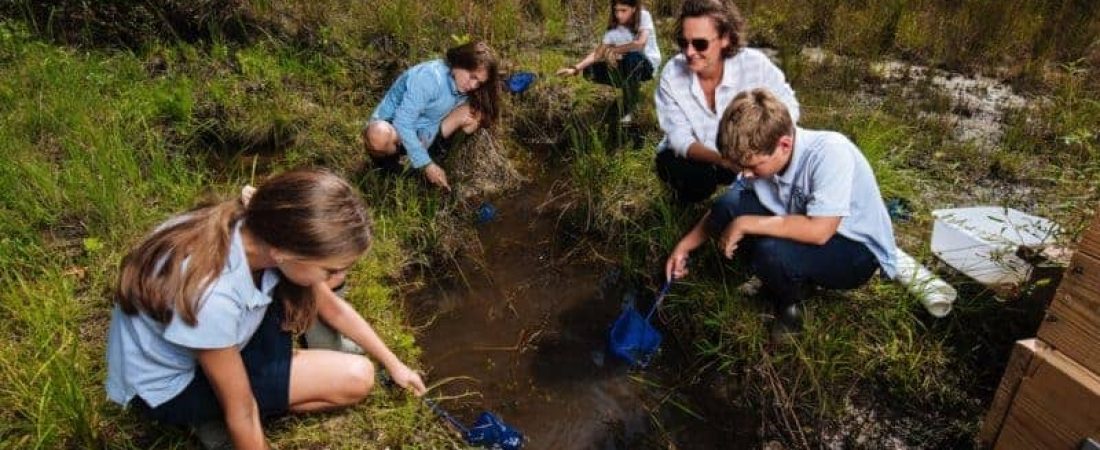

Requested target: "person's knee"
[
  {"left": 364, "top": 122, "right": 397, "bottom": 156},
  {"left": 752, "top": 238, "right": 795, "bottom": 278},
  {"left": 342, "top": 356, "right": 375, "bottom": 403}
]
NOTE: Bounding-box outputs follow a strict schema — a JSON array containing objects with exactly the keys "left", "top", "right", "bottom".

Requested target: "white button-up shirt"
[{"left": 655, "top": 48, "right": 799, "bottom": 157}]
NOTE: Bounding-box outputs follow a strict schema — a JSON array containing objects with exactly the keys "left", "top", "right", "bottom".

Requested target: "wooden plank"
[
  {"left": 1038, "top": 251, "right": 1100, "bottom": 376},
  {"left": 1081, "top": 210, "right": 1100, "bottom": 259},
  {"left": 994, "top": 345, "right": 1100, "bottom": 450},
  {"left": 980, "top": 339, "right": 1041, "bottom": 447}
]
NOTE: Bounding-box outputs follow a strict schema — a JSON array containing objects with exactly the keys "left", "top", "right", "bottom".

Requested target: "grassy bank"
[{"left": 1, "top": 0, "right": 1098, "bottom": 448}]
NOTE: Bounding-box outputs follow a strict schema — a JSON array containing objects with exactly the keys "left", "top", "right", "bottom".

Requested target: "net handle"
[{"left": 643, "top": 280, "right": 673, "bottom": 322}]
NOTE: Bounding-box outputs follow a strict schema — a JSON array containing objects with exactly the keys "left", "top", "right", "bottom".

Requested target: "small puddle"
[{"left": 406, "top": 161, "right": 749, "bottom": 449}]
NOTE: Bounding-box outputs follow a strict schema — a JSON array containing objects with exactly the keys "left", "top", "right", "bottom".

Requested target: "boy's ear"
[{"left": 777, "top": 135, "right": 794, "bottom": 155}]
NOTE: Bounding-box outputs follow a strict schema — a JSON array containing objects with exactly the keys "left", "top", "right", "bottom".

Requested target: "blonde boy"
[{"left": 665, "top": 88, "right": 897, "bottom": 336}]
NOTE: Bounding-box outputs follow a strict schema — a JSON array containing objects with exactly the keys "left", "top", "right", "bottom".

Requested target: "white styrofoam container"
[{"left": 931, "top": 207, "right": 1060, "bottom": 286}]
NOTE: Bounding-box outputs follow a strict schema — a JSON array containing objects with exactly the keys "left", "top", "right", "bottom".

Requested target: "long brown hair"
[
  {"left": 115, "top": 169, "right": 372, "bottom": 334},
  {"left": 676, "top": 0, "right": 746, "bottom": 58},
  {"left": 607, "top": 0, "right": 642, "bottom": 35},
  {"left": 446, "top": 40, "right": 500, "bottom": 129}
]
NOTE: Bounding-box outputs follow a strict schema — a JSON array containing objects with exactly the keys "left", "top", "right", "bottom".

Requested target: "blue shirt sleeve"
[
  {"left": 162, "top": 293, "right": 241, "bottom": 349},
  {"left": 392, "top": 69, "right": 440, "bottom": 169}
]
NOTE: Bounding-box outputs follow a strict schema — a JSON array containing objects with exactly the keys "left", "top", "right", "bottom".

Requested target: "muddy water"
[
  {"left": 405, "top": 169, "right": 741, "bottom": 449},
  {"left": 405, "top": 179, "right": 648, "bottom": 448}
]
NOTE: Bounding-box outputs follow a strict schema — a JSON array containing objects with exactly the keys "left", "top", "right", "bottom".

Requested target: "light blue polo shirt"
[
  {"left": 746, "top": 128, "right": 898, "bottom": 278},
  {"left": 369, "top": 59, "right": 467, "bottom": 169},
  {"left": 105, "top": 221, "right": 281, "bottom": 408}
]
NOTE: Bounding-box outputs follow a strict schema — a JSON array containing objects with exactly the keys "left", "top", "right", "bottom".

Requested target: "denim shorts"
[{"left": 131, "top": 299, "right": 293, "bottom": 425}]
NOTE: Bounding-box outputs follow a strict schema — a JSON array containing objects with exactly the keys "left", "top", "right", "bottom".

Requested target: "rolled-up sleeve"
[
  {"left": 655, "top": 75, "right": 696, "bottom": 157},
  {"left": 391, "top": 75, "right": 436, "bottom": 169},
  {"left": 759, "top": 58, "right": 800, "bottom": 123}
]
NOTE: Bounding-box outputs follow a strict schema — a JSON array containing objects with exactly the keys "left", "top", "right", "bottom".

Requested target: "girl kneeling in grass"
[
  {"left": 556, "top": 0, "right": 662, "bottom": 124},
  {"left": 106, "top": 169, "right": 426, "bottom": 449},
  {"left": 362, "top": 41, "right": 500, "bottom": 193}
]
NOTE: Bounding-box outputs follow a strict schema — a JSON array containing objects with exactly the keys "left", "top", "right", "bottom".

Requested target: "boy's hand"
[
  {"left": 719, "top": 220, "right": 746, "bottom": 259},
  {"left": 665, "top": 249, "right": 690, "bottom": 281}
]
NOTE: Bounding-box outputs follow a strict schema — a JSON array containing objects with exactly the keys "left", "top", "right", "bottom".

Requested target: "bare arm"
[
  {"left": 557, "top": 49, "right": 599, "bottom": 76},
  {"left": 195, "top": 348, "right": 269, "bottom": 450},
  {"left": 718, "top": 215, "right": 842, "bottom": 259},
  {"left": 685, "top": 142, "right": 739, "bottom": 172},
  {"left": 312, "top": 283, "right": 427, "bottom": 395},
  {"left": 665, "top": 212, "right": 713, "bottom": 280}
]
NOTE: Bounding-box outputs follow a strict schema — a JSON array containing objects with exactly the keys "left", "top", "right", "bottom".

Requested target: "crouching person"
[
  {"left": 106, "top": 169, "right": 427, "bottom": 449},
  {"left": 362, "top": 40, "right": 500, "bottom": 192},
  {"left": 665, "top": 88, "right": 897, "bottom": 338}
]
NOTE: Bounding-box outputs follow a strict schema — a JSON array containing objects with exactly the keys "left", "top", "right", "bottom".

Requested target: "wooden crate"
[
  {"left": 980, "top": 339, "right": 1041, "bottom": 446},
  {"left": 1038, "top": 250, "right": 1100, "bottom": 376},
  {"left": 990, "top": 339, "right": 1100, "bottom": 449},
  {"left": 1080, "top": 212, "right": 1100, "bottom": 259}
]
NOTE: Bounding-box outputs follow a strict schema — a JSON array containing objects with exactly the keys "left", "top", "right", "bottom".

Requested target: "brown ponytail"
[{"left": 115, "top": 169, "right": 372, "bottom": 334}]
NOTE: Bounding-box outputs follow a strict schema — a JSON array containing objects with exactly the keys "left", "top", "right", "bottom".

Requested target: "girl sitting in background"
[
  {"left": 106, "top": 169, "right": 426, "bottom": 449},
  {"left": 557, "top": 0, "right": 661, "bottom": 124}
]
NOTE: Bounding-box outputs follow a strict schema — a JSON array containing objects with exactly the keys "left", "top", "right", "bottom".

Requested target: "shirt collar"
[
  {"left": 437, "top": 60, "right": 462, "bottom": 96},
  {"left": 229, "top": 221, "right": 278, "bottom": 308}
]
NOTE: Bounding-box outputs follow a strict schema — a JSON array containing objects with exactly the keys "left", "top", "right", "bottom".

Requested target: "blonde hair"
[
  {"left": 716, "top": 88, "right": 794, "bottom": 167},
  {"left": 115, "top": 169, "right": 372, "bottom": 334}
]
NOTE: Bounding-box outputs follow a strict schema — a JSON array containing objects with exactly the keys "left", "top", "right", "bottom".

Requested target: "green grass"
[{"left": 1, "top": 0, "right": 1099, "bottom": 448}]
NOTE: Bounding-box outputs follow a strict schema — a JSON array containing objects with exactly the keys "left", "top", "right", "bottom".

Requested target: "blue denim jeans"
[{"left": 706, "top": 184, "right": 879, "bottom": 306}]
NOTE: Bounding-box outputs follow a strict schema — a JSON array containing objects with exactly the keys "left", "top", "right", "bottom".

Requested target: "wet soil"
[{"left": 405, "top": 164, "right": 750, "bottom": 449}]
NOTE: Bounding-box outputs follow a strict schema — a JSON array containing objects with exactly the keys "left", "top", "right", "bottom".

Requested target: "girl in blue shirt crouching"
[
  {"left": 363, "top": 41, "right": 500, "bottom": 192},
  {"left": 106, "top": 169, "right": 426, "bottom": 448}
]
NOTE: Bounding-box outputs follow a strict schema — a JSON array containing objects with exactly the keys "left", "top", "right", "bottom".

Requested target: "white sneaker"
[
  {"left": 619, "top": 113, "right": 634, "bottom": 124},
  {"left": 737, "top": 276, "right": 763, "bottom": 296}
]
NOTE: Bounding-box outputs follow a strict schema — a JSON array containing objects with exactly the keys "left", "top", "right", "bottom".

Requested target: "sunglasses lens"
[{"left": 677, "top": 38, "right": 711, "bottom": 52}]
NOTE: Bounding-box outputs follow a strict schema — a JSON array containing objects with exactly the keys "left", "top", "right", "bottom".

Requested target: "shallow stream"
[{"left": 405, "top": 163, "right": 747, "bottom": 449}]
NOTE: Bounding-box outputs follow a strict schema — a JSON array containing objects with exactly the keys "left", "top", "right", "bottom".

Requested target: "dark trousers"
[
  {"left": 132, "top": 299, "right": 293, "bottom": 425},
  {"left": 654, "top": 150, "right": 739, "bottom": 204},
  {"left": 708, "top": 185, "right": 880, "bottom": 307},
  {"left": 583, "top": 51, "right": 653, "bottom": 116}
]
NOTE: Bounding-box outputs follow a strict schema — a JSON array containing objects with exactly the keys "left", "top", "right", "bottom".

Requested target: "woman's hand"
[
  {"left": 423, "top": 163, "right": 451, "bottom": 192},
  {"left": 388, "top": 362, "right": 427, "bottom": 396}
]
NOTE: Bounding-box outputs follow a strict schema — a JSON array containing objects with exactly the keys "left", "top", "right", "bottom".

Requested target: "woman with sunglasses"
[
  {"left": 556, "top": 0, "right": 661, "bottom": 124},
  {"left": 106, "top": 169, "right": 427, "bottom": 449},
  {"left": 655, "top": 0, "right": 800, "bottom": 203},
  {"left": 363, "top": 41, "right": 500, "bottom": 193}
]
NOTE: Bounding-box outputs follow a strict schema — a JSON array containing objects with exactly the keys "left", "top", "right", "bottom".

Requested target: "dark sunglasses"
[{"left": 676, "top": 37, "right": 716, "bottom": 52}]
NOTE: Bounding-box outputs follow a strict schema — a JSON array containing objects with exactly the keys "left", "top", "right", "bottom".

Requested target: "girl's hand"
[
  {"left": 555, "top": 66, "right": 579, "bottom": 77},
  {"left": 423, "top": 163, "right": 451, "bottom": 192},
  {"left": 389, "top": 362, "right": 427, "bottom": 396}
]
